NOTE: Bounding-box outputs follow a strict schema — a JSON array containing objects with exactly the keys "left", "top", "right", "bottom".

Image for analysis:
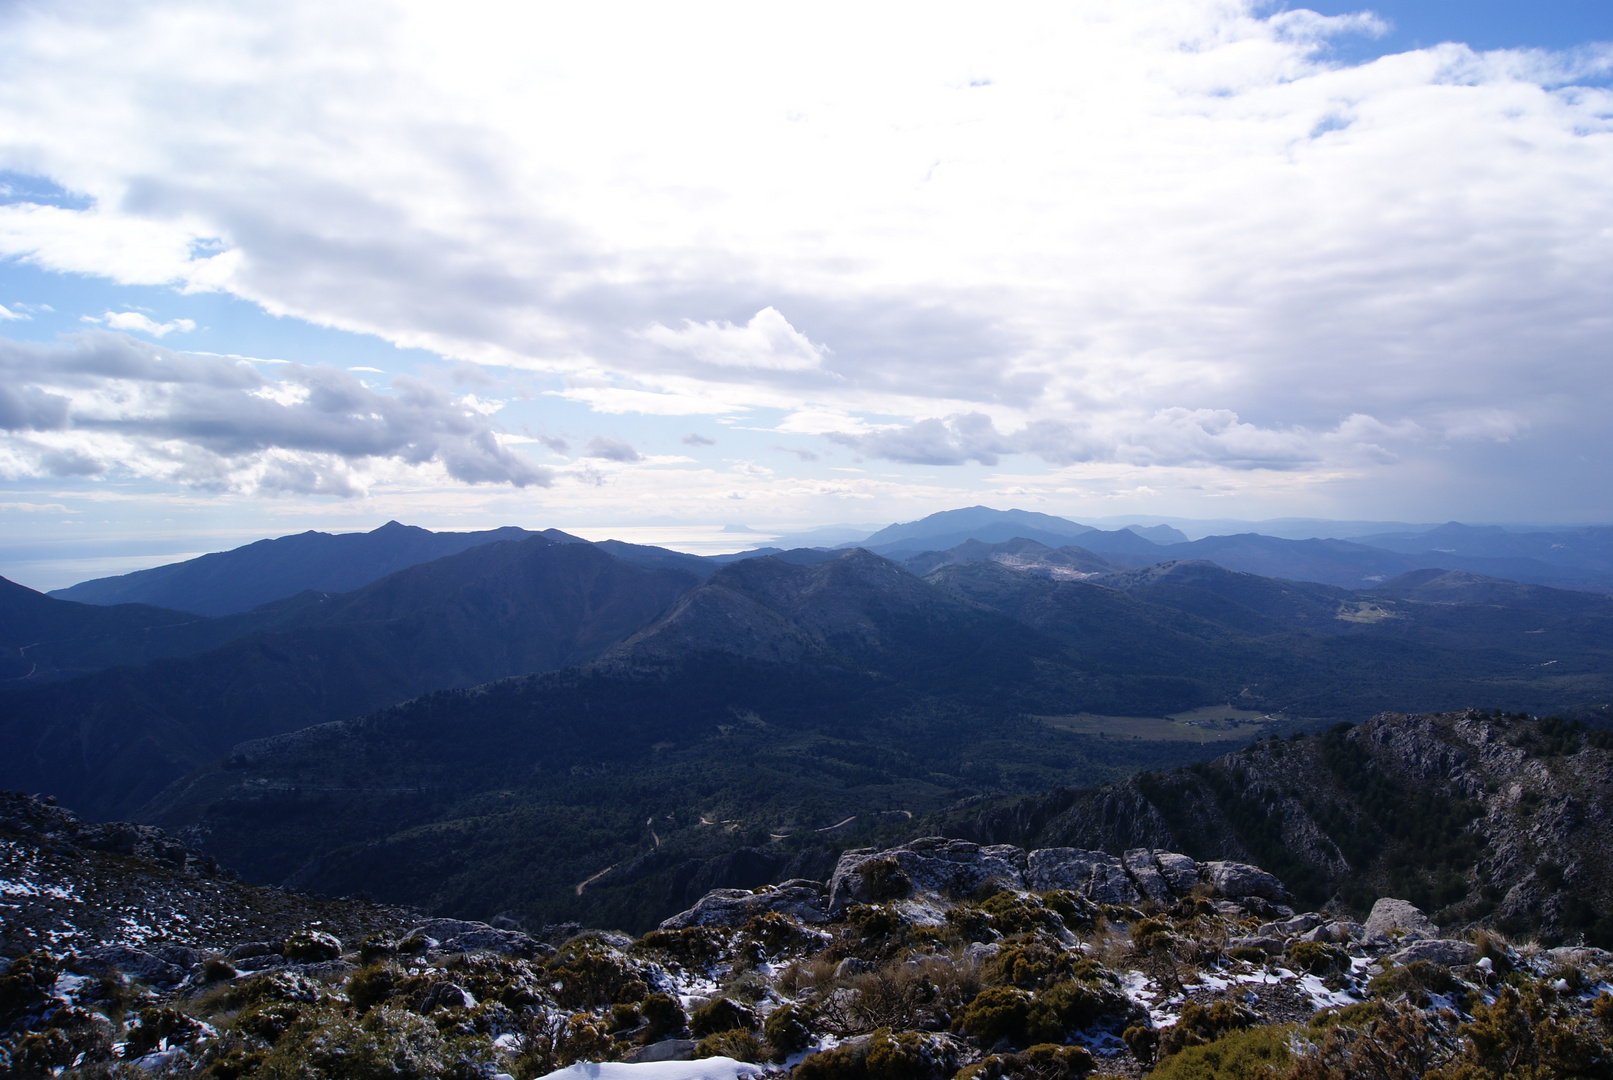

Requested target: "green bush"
[
  {"left": 1285, "top": 941, "right": 1348, "bottom": 976},
  {"left": 690, "top": 996, "right": 759, "bottom": 1037},
  {"left": 1366, "top": 960, "right": 1465, "bottom": 1010},
  {"left": 547, "top": 943, "right": 639, "bottom": 1009},
  {"left": 696, "top": 1028, "right": 763, "bottom": 1062},
  {"left": 283, "top": 928, "right": 343, "bottom": 963},
  {"left": 1146, "top": 1023, "right": 1292, "bottom": 1080},
  {"left": 347, "top": 964, "right": 399, "bottom": 1014},
  {"left": 1156, "top": 1000, "right": 1260, "bottom": 1060},
  {"left": 641, "top": 991, "right": 687, "bottom": 1040},
  {"left": 635, "top": 927, "right": 724, "bottom": 967},
  {"left": 963, "top": 1042, "right": 1095, "bottom": 1080},
  {"left": 765, "top": 1002, "right": 814, "bottom": 1054},
  {"left": 861, "top": 858, "right": 913, "bottom": 902},
  {"left": 0, "top": 952, "right": 58, "bottom": 1025},
  {"left": 1040, "top": 978, "right": 1130, "bottom": 1031},
  {"left": 954, "top": 986, "right": 1061, "bottom": 1048},
  {"left": 793, "top": 1028, "right": 959, "bottom": 1080},
  {"left": 992, "top": 941, "right": 1072, "bottom": 989}
]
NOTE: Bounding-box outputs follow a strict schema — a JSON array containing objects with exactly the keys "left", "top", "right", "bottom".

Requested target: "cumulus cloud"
[
  {"left": 641, "top": 308, "right": 828, "bottom": 372},
  {"left": 95, "top": 311, "right": 196, "bottom": 337},
  {"left": 0, "top": 2, "right": 1611, "bottom": 515},
  {"left": 582, "top": 435, "right": 642, "bottom": 462},
  {"left": 0, "top": 333, "right": 549, "bottom": 492},
  {"left": 831, "top": 408, "right": 1414, "bottom": 472}
]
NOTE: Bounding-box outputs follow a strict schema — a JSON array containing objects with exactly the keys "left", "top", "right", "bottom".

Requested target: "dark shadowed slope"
[
  {"left": 48, "top": 520, "right": 556, "bottom": 615},
  {"left": 0, "top": 576, "right": 278, "bottom": 684},
  {"left": 0, "top": 536, "right": 696, "bottom": 819}
]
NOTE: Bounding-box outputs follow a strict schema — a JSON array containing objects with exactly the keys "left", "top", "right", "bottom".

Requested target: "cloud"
[
  {"left": 0, "top": 304, "right": 27, "bottom": 321},
  {"left": 772, "top": 444, "right": 819, "bottom": 462},
  {"left": 0, "top": 2, "right": 1611, "bottom": 518},
  {"left": 0, "top": 333, "right": 549, "bottom": 492},
  {"left": 681, "top": 432, "right": 715, "bottom": 446},
  {"left": 94, "top": 311, "right": 196, "bottom": 337},
  {"left": 641, "top": 307, "right": 828, "bottom": 372},
  {"left": 582, "top": 435, "right": 642, "bottom": 462},
  {"left": 831, "top": 408, "right": 1411, "bottom": 471},
  {"left": 537, "top": 434, "right": 569, "bottom": 453}
]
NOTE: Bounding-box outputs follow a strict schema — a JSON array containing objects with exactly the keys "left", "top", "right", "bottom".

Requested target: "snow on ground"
[{"left": 536, "top": 1056, "right": 770, "bottom": 1080}]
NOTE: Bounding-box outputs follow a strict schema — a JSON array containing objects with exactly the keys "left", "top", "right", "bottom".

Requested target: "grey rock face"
[
  {"left": 1364, "top": 898, "right": 1439, "bottom": 940},
  {"left": 406, "top": 918, "right": 544, "bottom": 958},
  {"left": 84, "top": 944, "right": 185, "bottom": 986},
  {"left": 623, "top": 1040, "right": 698, "bottom": 1063},
  {"left": 829, "top": 839, "right": 1027, "bottom": 912},
  {"left": 1025, "top": 848, "right": 1140, "bottom": 905},
  {"left": 659, "top": 881, "right": 830, "bottom": 929},
  {"left": 1154, "top": 852, "right": 1200, "bottom": 893},
  {"left": 420, "top": 981, "right": 475, "bottom": 1012},
  {"left": 1124, "top": 849, "right": 1172, "bottom": 903},
  {"left": 1387, "top": 939, "right": 1476, "bottom": 967},
  {"left": 1201, "top": 861, "right": 1289, "bottom": 901}
]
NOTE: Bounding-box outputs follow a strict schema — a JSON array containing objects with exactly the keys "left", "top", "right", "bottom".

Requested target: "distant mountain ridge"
[
  {"left": 48, "top": 520, "right": 556, "bottom": 615},
  {"left": 0, "top": 536, "right": 695, "bottom": 818}
]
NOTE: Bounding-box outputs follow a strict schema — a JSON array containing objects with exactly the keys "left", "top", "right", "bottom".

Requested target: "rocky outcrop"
[
  {"left": 659, "top": 880, "right": 831, "bottom": 929},
  {"left": 667, "top": 837, "right": 1295, "bottom": 929},
  {"left": 933, "top": 711, "right": 1613, "bottom": 943}
]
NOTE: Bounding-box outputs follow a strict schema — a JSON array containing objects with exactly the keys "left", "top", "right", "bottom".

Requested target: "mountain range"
[{"left": 3, "top": 507, "right": 1611, "bottom": 933}]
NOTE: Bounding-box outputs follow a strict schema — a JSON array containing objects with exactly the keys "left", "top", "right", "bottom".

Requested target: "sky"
[{"left": 1, "top": 1, "right": 1612, "bottom": 588}]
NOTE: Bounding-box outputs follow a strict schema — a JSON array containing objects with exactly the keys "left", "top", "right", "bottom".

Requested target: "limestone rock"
[
  {"left": 1154, "top": 852, "right": 1200, "bottom": 894},
  {"left": 1200, "top": 861, "right": 1289, "bottom": 902},
  {"left": 1364, "top": 898, "right": 1439, "bottom": 940},
  {"left": 406, "top": 918, "right": 545, "bottom": 958},
  {"left": 1025, "top": 848, "right": 1139, "bottom": 904},
  {"left": 623, "top": 1039, "right": 698, "bottom": 1063},
  {"left": 1124, "top": 849, "right": 1172, "bottom": 903},
  {"left": 828, "top": 838, "right": 1026, "bottom": 913},
  {"left": 659, "top": 881, "right": 830, "bottom": 929},
  {"left": 1387, "top": 939, "right": 1476, "bottom": 967}
]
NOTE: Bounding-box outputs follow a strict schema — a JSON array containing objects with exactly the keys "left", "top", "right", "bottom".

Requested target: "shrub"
[
  {"left": 945, "top": 906, "right": 997, "bottom": 944},
  {"left": 1228, "top": 946, "right": 1269, "bottom": 964},
  {"left": 954, "top": 986, "right": 1061, "bottom": 1048},
  {"left": 861, "top": 858, "right": 913, "bottom": 902},
  {"left": 1156, "top": 1000, "right": 1260, "bottom": 1060},
  {"left": 283, "top": 928, "right": 343, "bottom": 963},
  {"left": 1436, "top": 983, "right": 1610, "bottom": 1080},
  {"left": 124, "top": 1005, "right": 206, "bottom": 1057},
  {"left": 1040, "top": 978, "right": 1130, "bottom": 1031},
  {"left": 992, "top": 942, "right": 1072, "bottom": 989},
  {"left": 743, "top": 912, "right": 821, "bottom": 958},
  {"left": 963, "top": 1043, "right": 1095, "bottom": 1080},
  {"left": 1146, "top": 1024, "right": 1292, "bottom": 1080},
  {"left": 636, "top": 927, "right": 725, "bottom": 968},
  {"left": 1366, "top": 960, "right": 1465, "bottom": 1010},
  {"left": 547, "top": 943, "right": 639, "bottom": 1009},
  {"left": 1285, "top": 941, "right": 1349, "bottom": 976},
  {"left": 0, "top": 952, "right": 58, "bottom": 1025},
  {"left": 203, "top": 957, "right": 238, "bottom": 982},
  {"left": 696, "top": 1028, "right": 763, "bottom": 1062},
  {"left": 690, "top": 997, "right": 759, "bottom": 1037},
  {"left": 794, "top": 1028, "right": 960, "bottom": 1080},
  {"left": 641, "top": 992, "right": 687, "bottom": 1040},
  {"left": 765, "top": 1002, "right": 813, "bottom": 1055},
  {"left": 347, "top": 964, "right": 399, "bottom": 1013}
]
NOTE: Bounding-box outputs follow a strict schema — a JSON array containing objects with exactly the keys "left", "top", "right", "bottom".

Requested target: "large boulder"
[
  {"left": 1387, "top": 939, "right": 1476, "bottom": 967},
  {"left": 1200, "top": 861, "right": 1289, "bottom": 902},
  {"left": 1123, "top": 849, "right": 1171, "bottom": 903},
  {"left": 82, "top": 945, "right": 185, "bottom": 987},
  {"left": 660, "top": 881, "right": 830, "bottom": 929},
  {"left": 1154, "top": 851, "right": 1201, "bottom": 894},
  {"left": 828, "top": 839, "right": 1026, "bottom": 912},
  {"left": 405, "top": 918, "right": 545, "bottom": 958},
  {"left": 1025, "top": 848, "right": 1141, "bottom": 904},
  {"left": 1363, "top": 898, "right": 1438, "bottom": 940}
]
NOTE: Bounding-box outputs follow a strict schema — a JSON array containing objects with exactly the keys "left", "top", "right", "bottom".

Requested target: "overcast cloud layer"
[{"left": 0, "top": 0, "right": 1611, "bottom": 536}]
